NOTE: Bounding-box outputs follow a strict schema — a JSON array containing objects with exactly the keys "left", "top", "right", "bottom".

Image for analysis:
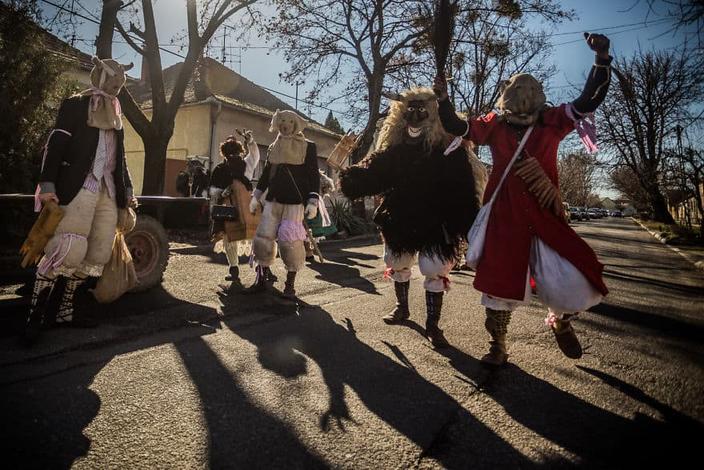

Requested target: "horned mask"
[
  {"left": 495, "top": 73, "right": 546, "bottom": 126},
  {"left": 81, "top": 57, "right": 133, "bottom": 130},
  {"left": 377, "top": 87, "right": 446, "bottom": 151}
]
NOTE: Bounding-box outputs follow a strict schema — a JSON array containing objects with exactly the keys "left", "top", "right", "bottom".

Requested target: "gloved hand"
[
  {"left": 514, "top": 157, "right": 565, "bottom": 220},
  {"left": 304, "top": 199, "right": 318, "bottom": 220}
]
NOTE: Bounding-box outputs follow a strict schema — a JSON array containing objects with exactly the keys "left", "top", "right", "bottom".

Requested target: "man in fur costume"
[
  {"left": 434, "top": 33, "right": 612, "bottom": 365},
  {"left": 25, "top": 57, "right": 136, "bottom": 343},
  {"left": 209, "top": 132, "right": 260, "bottom": 283},
  {"left": 340, "top": 88, "right": 481, "bottom": 348},
  {"left": 246, "top": 110, "right": 320, "bottom": 299}
]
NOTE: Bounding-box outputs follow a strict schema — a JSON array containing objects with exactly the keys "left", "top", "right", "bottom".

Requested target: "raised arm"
[
  {"left": 242, "top": 131, "right": 260, "bottom": 181},
  {"left": 572, "top": 33, "right": 612, "bottom": 114},
  {"left": 339, "top": 147, "right": 398, "bottom": 200},
  {"left": 434, "top": 76, "right": 469, "bottom": 137}
]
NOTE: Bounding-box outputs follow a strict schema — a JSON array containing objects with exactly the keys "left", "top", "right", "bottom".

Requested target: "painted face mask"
[
  {"left": 404, "top": 99, "right": 431, "bottom": 142},
  {"left": 495, "top": 73, "right": 546, "bottom": 126}
]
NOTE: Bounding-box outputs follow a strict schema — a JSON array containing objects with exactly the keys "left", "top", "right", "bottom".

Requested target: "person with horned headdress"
[
  {"left": 434, "top": 33, "right": 613, "bottom": 366},
  {"left": 209, "top": 131, "right": 260, "bottom": 284},
  {"left": 245, "top": 110, "right": 321, "bottom": 299},
  {"left": 339, "top": 88, "right": 481, "bottom": 348},
  {"left": 24, "top": 57, "right": 136, "bottom": 344}
]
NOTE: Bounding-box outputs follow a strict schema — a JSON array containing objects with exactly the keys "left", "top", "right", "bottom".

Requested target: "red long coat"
[{"left": 466, "top": 104, "right": 608, "bottom": 300}]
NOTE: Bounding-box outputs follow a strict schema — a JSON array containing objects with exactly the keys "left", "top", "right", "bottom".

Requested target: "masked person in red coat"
[{"left": 434, "top": 33, "right": 612, "bottom": 366}]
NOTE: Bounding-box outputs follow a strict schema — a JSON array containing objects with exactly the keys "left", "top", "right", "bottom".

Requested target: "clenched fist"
[
  {"left": 433, "top": 75, "right": 449, "bottom": 101},
  {"left": 584, "top": 32, "right": 610, "bottom": 59}
]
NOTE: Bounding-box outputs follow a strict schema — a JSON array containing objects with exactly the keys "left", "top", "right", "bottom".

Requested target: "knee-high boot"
[
  {"left": 56, "top": 275, "right": 97, "bottom": 328},
  {"left": 425, "top": 291, "right": 449, "bottom": 348},
  {"left": 243, "top": 265, "right": 274, "bottom": 294},
  {"left": 382, "top": 281, "right": 410, "bottom": 324},
  {"left": 23, "top": 274, "right": 56, "bottom": 345},
  {"left": 481, "top": 308, "right": 512, "bottom": 367},
  {"left": 280, "top": 271, "right": 297, "bottom": 300}
]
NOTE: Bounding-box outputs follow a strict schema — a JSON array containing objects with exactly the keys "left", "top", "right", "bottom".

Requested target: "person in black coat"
[
  {"left": 340, "top": 87, "right": 481, "bottom": 348},
  {"left": 25, "top": 57, "right": 135, "bottom": 344},
  {"left": 246, "top": 110, "right": 320, "bottom": 298}
]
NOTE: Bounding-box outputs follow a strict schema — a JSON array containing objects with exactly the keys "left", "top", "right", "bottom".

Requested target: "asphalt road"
[{"left": 1, "top": 218, "right": 702, "bottom": 469}]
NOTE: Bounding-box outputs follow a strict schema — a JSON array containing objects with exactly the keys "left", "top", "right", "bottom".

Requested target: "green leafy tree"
[{"left": 0, "top": 3, "right": 77, "bottom": 193}]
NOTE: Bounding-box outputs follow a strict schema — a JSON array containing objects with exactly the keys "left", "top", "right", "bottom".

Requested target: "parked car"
[
  {"left": 587, "top": 209, "right": 601, "bottom": 219},
  {"left": 579, "top": 207, "right": 591, "bottom": 220},
  {"left": 569, "top": 207, "right": 583, "bottom": 221},
  {"left": 610, "top": 210, "right": 623, "bottom": 217}
]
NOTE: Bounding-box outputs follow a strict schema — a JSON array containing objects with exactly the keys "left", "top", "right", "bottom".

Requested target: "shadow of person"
[
  {"left": 174, "top": 336, "right": 328, "bottom": 469},
  {"left": 0, "top": 291, "right": 219, "bottom": 468},
  {"left": 306, "top": 254, "right": 380, "bottom": 295},
  {"left": 224, "top": 303, "right": 529, "bottom": 467},
  {"left": 467, "top": 359, "right": 700, "bottom": 467}
]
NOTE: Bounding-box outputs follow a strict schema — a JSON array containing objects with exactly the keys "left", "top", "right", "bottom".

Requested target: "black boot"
[
  {"left": 382, "top": 281, "right": 410, "bottom": 324},
  {"left": 225, "top": 265, "right": 240, "bottom": 282},
  {"left": 425, "top": 291, "right": 449, "bottom": 348},
  {"left": 23, "top": 274, "right": 56, "bottom": 346},
  {"left": 243, "top": 265, "right": 270, "bottom": 294},
  {"left": 280, "top": 271, "right": 297, "bottom": 300},
  {"left": 56, "top": 276, "right": 98, "bottom": 328}
]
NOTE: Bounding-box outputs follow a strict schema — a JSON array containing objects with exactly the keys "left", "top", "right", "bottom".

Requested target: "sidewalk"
[{"left": 631, "top": 217, "right": 704, "bottom": 271}]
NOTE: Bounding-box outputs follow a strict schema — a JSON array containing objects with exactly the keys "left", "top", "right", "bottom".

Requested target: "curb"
[
  {"left": 318, "top": 233, "right": 380, "bottom": 246},
  {"left": 630, "top": 217, "right": 704, "bottom": 272}
]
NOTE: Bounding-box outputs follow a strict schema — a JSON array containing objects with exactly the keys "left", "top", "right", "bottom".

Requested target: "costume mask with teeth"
[{"left": 376, "top": 87, "right": 447, "bottom": 152}]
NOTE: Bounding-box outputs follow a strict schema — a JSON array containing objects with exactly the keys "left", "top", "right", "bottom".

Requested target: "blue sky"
[{"left": 40, "top": 0, "right": 696, "bottom": 125}]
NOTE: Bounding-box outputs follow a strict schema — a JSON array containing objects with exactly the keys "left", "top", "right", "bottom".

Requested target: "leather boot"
[
  {"left": 243, "top": 265, "right": 270, "bottom": 294},
  {"left": 280, "top": 271, "right": 297, "bottom": 300},
  {"left": 382, "top": 281, "right": 410, "bottom": 324},
  {"left": 56, "top": 275, "right": 97, "bottom": 328},
  {"left": 225, "top": 265, "right": 240, "bottom": 282},
  {"left": 23, "top": 274, "right": 56, "bottom": 346},
  {"left": 480, "top": 308, "right": 511, "bottom": 367},
  {"left": 425, "top": 291, "right": 449, "bottom": 348}
]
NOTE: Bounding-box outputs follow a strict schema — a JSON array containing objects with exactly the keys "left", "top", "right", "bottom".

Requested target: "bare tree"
[
  {"left": 598, "top": 49, "right": 704, "bottom": 223},
  {"left": 663, "top": 146, "right": 704, "bottom": 236},
  {"left": 97, "top": 0, "right": 257, "bottom": 195},
  {"left": 557, "top": 151, "right": 600, "bottom": 207},
  {"left": 609, "top": 165, "right": 651, "bottom": 210},
  {"left": 391, "top": 0, "right": 569, "bottom": 118},
  {"left": 265, "top": 0, "right": 431, "bottom": 162}
]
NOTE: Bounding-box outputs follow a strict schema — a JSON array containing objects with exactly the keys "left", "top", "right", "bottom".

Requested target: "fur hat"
[{"left": 495, "top": 73, "right": 546, "bottom": 126}]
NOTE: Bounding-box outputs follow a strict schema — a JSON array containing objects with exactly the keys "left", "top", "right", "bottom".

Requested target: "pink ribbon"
[
  {"left": 383, "top": 267, "right": 395, "bottom": 280},
  {"left": 87, "top": 87, "right": 121, "bottom": 116},
  {"left": 440, "top": 275, "right": 451, "bottom": 291},
  {"left": 36, "top": 233, "right": 86, "bottom": 276},
  {"left": 566, "top": 104, "right": 598, "bottom": 153}
]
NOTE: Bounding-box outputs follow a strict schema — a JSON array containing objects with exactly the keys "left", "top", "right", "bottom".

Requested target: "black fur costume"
[{"left": 341, "top": 141, "right": 480, "bottom": 262}]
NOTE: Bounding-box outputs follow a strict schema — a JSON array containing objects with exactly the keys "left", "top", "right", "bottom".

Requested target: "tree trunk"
[
  {"left": 649, "top": 188, "right": 675, "bottom": 224},
  {"left": 350, "top": 76, "right": 383, "bottom": 163},
  {"left": 96, "top": 0, "right": 122, "bottom": 58},
  {"left": 141, "top": 137, "right": 169, "bottom": 195}
]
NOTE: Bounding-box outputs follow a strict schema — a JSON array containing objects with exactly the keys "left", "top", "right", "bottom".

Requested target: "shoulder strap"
[{"left": 487, "top": 126, "right": 534, "bottom": 205}]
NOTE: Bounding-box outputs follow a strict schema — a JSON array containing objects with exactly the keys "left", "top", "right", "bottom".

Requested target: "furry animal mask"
[
  {"left": 377, "top": 87, "right": 447, "bottom": 151},
  {"left": 267, "top": 109, "right": 308, "bottom": 165},
  {"left": 495, "top": 73, "right": 546, "bottom": 126},
  {"left": 81, "top": 57, "right": 133, "bottom": 130}
]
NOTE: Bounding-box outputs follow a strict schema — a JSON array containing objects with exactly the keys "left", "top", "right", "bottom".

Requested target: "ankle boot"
[
  {"left": 480, "top": 308, "right": 511, "bottom": 367},
  {"left": 549, "top": 312, "right": 583, "bottom": 359},
  {"left": 281, "top": 271, "right": 297, "bottom": 300},
  {"left": 382, "top": 281, "right": 410, "bottom": 324},
  {"left": 425, "top": 291, "right": 449, "bottom": 348},
  {"left": 23, "top": 274, "right": 56, "bottom": 345},
  {"left": 243, "top": 265, "right": 269, "bottom": 294}
]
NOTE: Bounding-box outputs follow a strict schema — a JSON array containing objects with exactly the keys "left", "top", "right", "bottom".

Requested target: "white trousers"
[
  {"left": 39, "top": 186, "right": 118, "bottom": 279},
  {"left": 252, "top": 201, "right": 306, "bottom": 272},
  {"left": 383, "top": 246, "right": 454, "bottom": 293}
]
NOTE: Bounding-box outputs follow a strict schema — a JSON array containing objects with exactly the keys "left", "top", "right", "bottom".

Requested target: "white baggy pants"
[{"left": 383, "top": 246, "right": 454, "bottom": 293}]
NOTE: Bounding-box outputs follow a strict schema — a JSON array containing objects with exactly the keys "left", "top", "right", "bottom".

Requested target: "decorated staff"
[
  {"left": 24, "top": 57, "right": 136, "bottom": 344},
  {"left": 434, "top": 33, "right": 613, "bottom": 366}
]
